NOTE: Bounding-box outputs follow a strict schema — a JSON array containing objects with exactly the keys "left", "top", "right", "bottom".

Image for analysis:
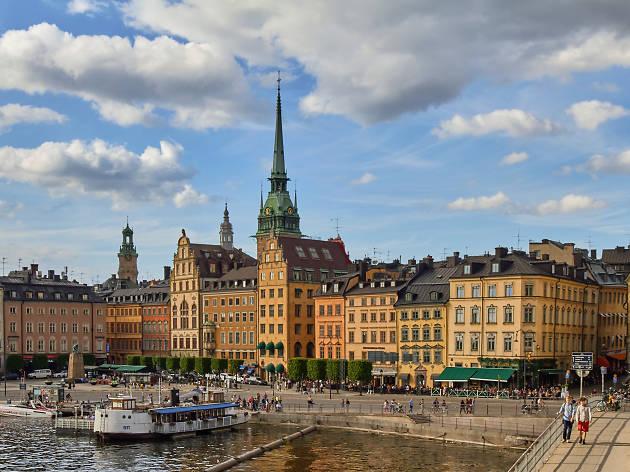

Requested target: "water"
[{"left": 0, "top": 417, "right": 519, "bottom": 471}]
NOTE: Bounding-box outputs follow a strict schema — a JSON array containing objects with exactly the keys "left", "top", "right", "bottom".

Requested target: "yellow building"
[
  {"left": 395, "top": 258, "right": 456, "bottom": 388},
  {"left": 447, "top": 247, "right": 597, "bottom": 386}
]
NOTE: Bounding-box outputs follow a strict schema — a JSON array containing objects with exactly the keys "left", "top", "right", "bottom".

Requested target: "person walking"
[
  {"left": 558, "top": 395, "right": 575, "bottom": 443},
  {"left": 409, "top": 398, "right": 414, "bottom": 414},
  {"left": 575, "top": 397, "right": 592, "bottom": 445}
]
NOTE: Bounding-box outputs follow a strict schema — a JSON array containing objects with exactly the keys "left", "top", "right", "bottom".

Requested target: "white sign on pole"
[
  {"left": 601, "top": 366, "right": 608, "bottom": 375},
  {"left": 572, "top": 352, "right": 593, "bottom": 370}
]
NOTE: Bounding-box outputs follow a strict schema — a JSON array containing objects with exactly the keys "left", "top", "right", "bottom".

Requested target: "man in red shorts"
[{"left": 575, "top": 396, "right": 592, "bottom": 445}]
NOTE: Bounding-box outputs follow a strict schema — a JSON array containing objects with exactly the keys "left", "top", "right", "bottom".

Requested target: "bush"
[
  {"left": 287, "top": 358, "right": 308, "bottom": 381},
  {"left": 166, "top": 357, "right": 180, "bottom": 371},
  {"left": 6, "top": 354, "right": 23, "bottom": 373},
  {"left": 307, "top": 359, "right": 327, "bottom": 381},
  {"left": 141, "top": 356, "right": 154, "bottom": 370},
  {"left": 326, "top": 359, "right": 348, "bottom": 382},
  {"left": 155, "top": 357, "right": 167, "bottom": 370},
  {"left": 195, "top": 357, "right": 212, "bottom": 375},
  {"left": 127, "top": 355, "right": 142, "bottom": 366},
  {"left": 82, "top": 354, "right": 96, "bottom": 366},
  {"left": 180, "top": 357, "right": 195, "bottom": 373},
  {"left": 211, "top": 358, "right": 228, "bottom": 373},
  {"left": 32, "top": 354, "right": 48, "bottom": 370},
  {"left": 348, "top": 360, "right": 372, "bottom": 384},
  {"left": 228, "top": 359, "right": 244, "bottom": 375}
]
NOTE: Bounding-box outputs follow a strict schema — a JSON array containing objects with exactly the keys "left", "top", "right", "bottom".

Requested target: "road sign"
[
  {"left": 601, "top": 366, "right": 608, "bottom": 375},
  {"left": 19, "top": 383, "right": 26, "bottom": 390},
  {"left": 576, "top": 369, "right": 590, "bottom": 378},
  {"left": 572, "top": 352, "right": 593, "bottom": 370}
]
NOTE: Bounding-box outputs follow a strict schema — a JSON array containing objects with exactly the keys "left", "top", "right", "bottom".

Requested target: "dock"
[{"left": 55, "top": 416, "right": 95, "bottom": 431}]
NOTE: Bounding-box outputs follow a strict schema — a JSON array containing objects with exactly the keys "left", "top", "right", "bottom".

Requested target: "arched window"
[
  {"left": 294, "top": 342, "right": 302, "bottom": 357},
  {"left": 306, "top": 342, "right": 315, "bottom": 358}
]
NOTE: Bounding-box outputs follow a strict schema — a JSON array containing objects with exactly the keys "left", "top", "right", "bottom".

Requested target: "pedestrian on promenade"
[
  {"left": 575, "top": 397, "right": 592, "bottom": 445},
  {"left": 460, "top": 400, "right": 466, "bottom": 415},
  {"left": 409, "top": 399, "right": 414, "bottom": 414},
  {"left": 559, "top": 395, "right": 575, "bottom": 443}
]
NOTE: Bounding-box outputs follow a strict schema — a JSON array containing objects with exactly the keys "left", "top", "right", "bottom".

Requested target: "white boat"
[
  {"left": 93, "top": 396, "right": 250, "bottom": 440},
  {"left": 0, "top": 400, "right": 57, "bottom": 418}
]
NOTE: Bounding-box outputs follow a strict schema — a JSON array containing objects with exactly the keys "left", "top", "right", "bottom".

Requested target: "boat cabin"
[{"left": 151, "top": 403, "right": 237, "bottom": 425}]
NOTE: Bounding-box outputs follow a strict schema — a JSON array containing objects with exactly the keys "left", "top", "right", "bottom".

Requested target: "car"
[
  {"left": 244, "top": 376, "right": 267, "bottom": 386},
  {"left": 53, "top": 371, "right": 67, "bottom": 378},
  {"left": 27, "top": 369, "right": 52, "bottom": 379}
]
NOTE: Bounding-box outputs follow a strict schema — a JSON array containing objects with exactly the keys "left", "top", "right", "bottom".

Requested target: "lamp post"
[{"left": 380, "top": 369, "right": 384, "bottom": 393}]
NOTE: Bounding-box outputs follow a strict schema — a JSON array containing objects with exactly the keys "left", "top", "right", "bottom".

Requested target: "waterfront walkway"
[{"left": 541, "top": 410, "right": 630, "bottom": 472}]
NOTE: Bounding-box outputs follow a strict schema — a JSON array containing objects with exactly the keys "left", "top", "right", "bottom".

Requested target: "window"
[
  {"left": 433, "top": 309, "right": 441, "bottom": 319},
  {"left": 487, "top": 333, "right": 496, "bottom": 351},
  {"left": 471, "top": 307, "right": 480, "bottom": 324},
  {"left": 472, "top": 285, "right": 480, "bottom": 298},
  {"left": 422, "top": 310, "right": 430, "bottom": 320},
  {"left": 491, "top": 262, "right": 500, "bottom": 273},
  {"left": 488, "top": 284, "right": 497, "bottom": 297},
  {"left": 295, "top": 246, "right": 306, "bottom": 258},
  {"left": 470, "top": 333, "right": 479, "bottom": 351},
  {"left": 322, "top": 248, "right": 332, "bottom": 260},
  {"left": 308, "top": 247, "right": 319, "bottom": 259},
  {"left": 464, "top": 265, "right": 471, "bottom": 275},
  {"left": 455, "top": 333, "right": 464, "bottom": 351},
  {"left": 525, "top": 284, "right": 534, "bottom": 297},
  {"left": 349, "top": 331, "right": 355, "bottom": 343},
  {"left": 456, "top": 286, "right": 464, "bottom": 298},
  {"left": 455, "top": 307, "right": 464, "bottom": 324},
  {"left": 434, "top": 348, "right": 443, "bottom": 364},
  {"left": 503, "top": 334, "right": 513, "bottom": 352},
  {"left": 524, "top": 332, "right": 534, "bottom": 351},
  {"left": 423, "top": 349, "right": 431, "bottom": 363},
  {"left": 487, "top": 306, "right": 497, "bottom": 324},
  {"left": 505, "top": 284, "right": 513, "bottom": 296},
  {"left": 410, "top": 328, "right": 418, "bottom": 341},
  {"left": 433, "top": 325, "right": 442, "bottom": 341},
  {"left": 524, "top": 306, "right": 535, "bottom": 323},
  {"left": 422, "top": 326, "right": 430, "bottom": 341}
]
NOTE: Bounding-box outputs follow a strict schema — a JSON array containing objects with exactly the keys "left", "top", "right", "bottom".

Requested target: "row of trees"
[
  {"left": 5, "top": 353, "right": 97, "bottom": 373},
  {"left": 126, "top": 355, "right": 245, "bottom": 375},
  {"left": 286, "top": 358, "right": 372, "bottom": 384}
]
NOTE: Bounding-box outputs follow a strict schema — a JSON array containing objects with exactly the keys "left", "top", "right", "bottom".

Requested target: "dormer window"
[
  {"left": 322, "top": 248, "right": 332, "bottom": 261},
  {"left": 308, "top": 247, "right": 319, "bottom": 259},
  {"left": 491, "top": 262, "right": 500, "bottom": 273},
  {"left": 430, "top": 291, "right": 439, "bottom": 301},
  {"left": 405, "top": 293, "right": 413, "bottom": 302},
  {"left": 295, "top": 246, "right": 306, "bottom": 258},
  {"left": 333, "top": 283, "right": 339, "bottom": 293},
  {"left": 380, "top": 282, "right": 385, "bottom": 288},
  {"left": 370, "top": 282, "right": 375, "bottom": 288},
  {"left": 322, "top": 284, "right": 327, "bottom": 294},
  {"left": 464, "top": 265, "right": 471, "bottom": 275}
]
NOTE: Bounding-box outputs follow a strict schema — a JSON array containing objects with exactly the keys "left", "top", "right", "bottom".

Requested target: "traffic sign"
[
  {"left": 572, "top": 352, "right": 593, "bottom": 370},
  {"left": 576, "top": 369, "right": 590, "bottom": 378},
  {"left": 19, "top": 383, "right": 26, "bottom": 390},
  {"left": 601, "top": 366, "right": 608, "bottom": 375}
]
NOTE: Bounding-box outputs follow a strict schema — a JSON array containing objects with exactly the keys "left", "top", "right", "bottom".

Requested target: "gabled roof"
[
  {"left": 188, "top": 243, "right": 256, "bottom": 278},
  {"left": 602, "top": 246, "right": 630, "bottom": 265},
  {"left": 278, "top": 236, "right": 352, "bottom": 281},
  {"left": 395, "top": 265, "right": 458, "bottom": 306}
]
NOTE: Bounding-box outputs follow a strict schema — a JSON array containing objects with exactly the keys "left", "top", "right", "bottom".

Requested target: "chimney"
[
  {"left": 163, "top": 266, "right": 171, "bottom": 280},
  {"left": 446, "top": 251, "right": 461, "bottom": 268},
  {"left": 495, "top": 247, "right": 508, "bottom": 258},
  {"left": 359, "top": 259, "right": 369, "bottom": 281},
  {"left": 422, "top": 255, "right": 434, "bottom": 268},
  {"left": 48, "top": 269, "right": 54, "bottom": 279},
  {"left": 590, "top": 249, "right": 597, "bottom": 260},
  {"left": 30, "top": 263, "right": 38, "bottom": 276},
  {"left": 407, "top": 258, "right": 417, "bottom": 266}
]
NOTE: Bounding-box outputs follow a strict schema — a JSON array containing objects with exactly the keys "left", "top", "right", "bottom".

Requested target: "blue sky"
[{"left": 1, "top": 0, "right": 630, "bottom": 283}]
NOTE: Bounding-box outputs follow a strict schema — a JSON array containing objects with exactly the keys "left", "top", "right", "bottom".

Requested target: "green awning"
[
  {"left": 115, "top": 365, "right": 147, "bottom": 373},
  {"left": 539, "top": 368, "right": 564, "bottom": 374},
  {"left": 275, "top": 341, "right": 284, "bottom": 350},
  {"left": 266, "top": 342, "right": 275, "bottom": 352},
  {"left": 257, "top": 342, "right": 266, "bottom": 349},
  {"left": 435, "top": 367, "right": 477, "bottom": 382},
  {"left": 265, "top": 363, "right": 275, "bottom": 372},
  {"left": 469, "top": 368, "right": 515, "bottom": 383},
  {"left": 275, "top": 363, "right": 285, "bottom": 373}
]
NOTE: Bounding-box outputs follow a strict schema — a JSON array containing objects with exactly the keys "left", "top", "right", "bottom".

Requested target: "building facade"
[
  {"left": 202, "top": 266, "right": 258, "bottom": 362},
  {"left": 1, "top": 265, "right": 106, "bottom": 372},
  {"left": 105, "top": 290, "right": 143, "bottom": 364},
  {"left": 117, "top": 222, "right": 139, "bottom": 288},
  {"left": 140, "top": 284, "right": 170, "bottom": 358}
]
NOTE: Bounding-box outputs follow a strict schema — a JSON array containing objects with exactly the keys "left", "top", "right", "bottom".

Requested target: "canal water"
[{"left": 0, "top": 417, "right": 519, "bottom": 471}]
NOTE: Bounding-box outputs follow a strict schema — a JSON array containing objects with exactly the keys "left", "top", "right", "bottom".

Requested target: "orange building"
[{"left": 202, "top": 266, "right": 258, "bottom": 362}]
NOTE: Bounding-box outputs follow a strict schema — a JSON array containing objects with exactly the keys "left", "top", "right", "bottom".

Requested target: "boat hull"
[{"left": 0, "top": 405, "right": 56, "bottom": 418}]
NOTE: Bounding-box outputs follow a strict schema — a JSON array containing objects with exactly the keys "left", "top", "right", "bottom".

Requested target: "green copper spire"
[{"left": 271, "top": 71, "right": 286, "bottom": 177}]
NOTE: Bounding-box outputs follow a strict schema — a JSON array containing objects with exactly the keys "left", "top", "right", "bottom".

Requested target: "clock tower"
[
  {"left": 117, "top": 221, "right": 139, "bottom": 287},
  {"left": 256, "top": 74, "right": 301, "bottom": 256}
]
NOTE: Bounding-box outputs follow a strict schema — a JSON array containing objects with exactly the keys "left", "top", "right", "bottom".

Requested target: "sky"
[{"left": 1, "top": 0, "right": 630, "bottom": 284}]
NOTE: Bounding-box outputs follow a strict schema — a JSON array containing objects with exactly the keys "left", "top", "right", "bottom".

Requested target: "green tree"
[
  {"left": 127, "top": 355, "right": 141, "bottom": 366},
  {"left": 195, "top": 357, "right": 212, "bottom": 375},
  {"left": 326, "top": 359, "right": 347, "bottom": 382},
  {"left": 32, "top": 354, "right": 48, "bottom": 370},
  {"left": 180, "top": 357, "right": 195, "bottom": 373},
  {"left": 211, "top": 358, "right": 228, "bottom": 373},
  {"left": 157, "top": 357, "right": 168, "bottom": 370},
  {"left": 166, "top": 357, "right": 180, "bottom": 371},
  {"left": 141, "top": 356, "right": 154, "bottom": 370},
  {"left": 228, "top": 359, "right": 244, "bottom": 375},
  {"left": 287, "top": 358, "right": 308, "bottom": 381},
  {"left": 6, "top": 355, "right": 23, "bottom": 373},
  {"left": 307, "top": 359, "right": 327, "bottom": 381},
  {"left": 82, "top": 354, "right": 96, "bottom": 366},
  {"left": 348, "top": 360, "right": 372, "bottom": 385}
]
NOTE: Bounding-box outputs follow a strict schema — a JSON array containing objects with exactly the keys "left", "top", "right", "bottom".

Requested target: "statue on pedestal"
[{"left": 67, "top": 344, "right": 84, "bottom": 381}]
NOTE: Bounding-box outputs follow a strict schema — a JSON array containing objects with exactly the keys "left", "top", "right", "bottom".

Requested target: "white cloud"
[
  {"left": 448, "top": 192, "right": 510, "bottom": 211},
  {"left": 566, "top": 100, "right": 628, "bottom": 130},
  {"left": 535, "top": 194, "right": 605, "bottom": 215},
  {"left": 67, "top": 0, "right": 106, "bottom": 15},
  {"left": 351, "top": 172, "right": 376, "bottom": 185},
  {"left": 585, "top": 150, "right": 630, "bottom": 174},
  {"left": 0, "top": 200, "right": 23, "bottom": 219},
  {"left": 123, "top": 1, "right": 630, "bottom": 124},
  {"left": 0, "top": 139, "right": 210, "bottom": 210},
  {"left": 501, "top": 152, "right": 529, "bottom": 166},
  {"left": 173, "top": 184, "right": 209, "bottom": 208},
  {"left": 0, "top": 103, "right": 66, "bottom": 131},
  {"left": 433, "top": 110, "right": 560, "bottom": 139},
  {"left": 593, "top": 82, "right": 620, "bottom": 93},
  {"left": 0, "top": 23, "right": 261, "bottom": 129}
]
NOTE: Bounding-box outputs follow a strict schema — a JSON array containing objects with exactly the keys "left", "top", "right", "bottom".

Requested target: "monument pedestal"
[{"left": 67, "top": 351, "right": 84, "bottom": 381}]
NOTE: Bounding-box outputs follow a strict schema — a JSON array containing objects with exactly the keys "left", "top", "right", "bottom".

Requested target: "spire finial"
[
  {"left": 271, "top": 69, "right": 286, "bottom": 176},
  {"left": 294, "top": 183, "right": 298, "bottom": 210},
  {"left": 260, "top": 182, "right": 264, "bottom": 210},
  {"left": 223, "top": 201, "right": 229, "bottom": 218},
  {"left": 277, "top": 69, "right": 281, "bottom": 93}
]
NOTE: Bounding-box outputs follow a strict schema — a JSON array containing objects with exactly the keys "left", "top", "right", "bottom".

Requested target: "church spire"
[
  {"left": 271, "top": 71, "right": 286, "bottom": 177},
  {"left": 219, "top": 202, "right": 234, "bottom": 250}
]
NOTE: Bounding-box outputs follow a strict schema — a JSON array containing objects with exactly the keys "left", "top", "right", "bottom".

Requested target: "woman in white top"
[{"left": 575, "top": 397, "right": 593, "bottom": 445}]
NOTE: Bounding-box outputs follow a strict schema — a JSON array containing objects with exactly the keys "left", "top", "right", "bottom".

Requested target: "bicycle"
[{"left": 594, "top": 400, "right": 609, "bottom": 412}]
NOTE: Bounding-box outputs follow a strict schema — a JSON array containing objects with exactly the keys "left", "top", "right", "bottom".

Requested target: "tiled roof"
[
  {"left": 602, "top": 247, "right": 630, "bottom": 265},
  {"left": 189, "top": 243, "right": 256, "bottom": 278},
  {"left": 218, "top": 265, "right": 258, "bottom": 281},
  {"left": 395, "top": 265, "right": 458, "bottom": 306},
  {"left": 278, "top": 236, "right": 352, "bottom": 282},
  {"left": 0, "top": 275, "right": 104, "bottom": 303}
]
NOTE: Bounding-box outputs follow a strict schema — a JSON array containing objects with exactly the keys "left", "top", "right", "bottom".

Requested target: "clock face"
[
  {"left": 264, "top": 207, "right": 271, "bottom": 216},
  {"left": 287, "top": 207, "right": 294, "bottom": 215}
]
